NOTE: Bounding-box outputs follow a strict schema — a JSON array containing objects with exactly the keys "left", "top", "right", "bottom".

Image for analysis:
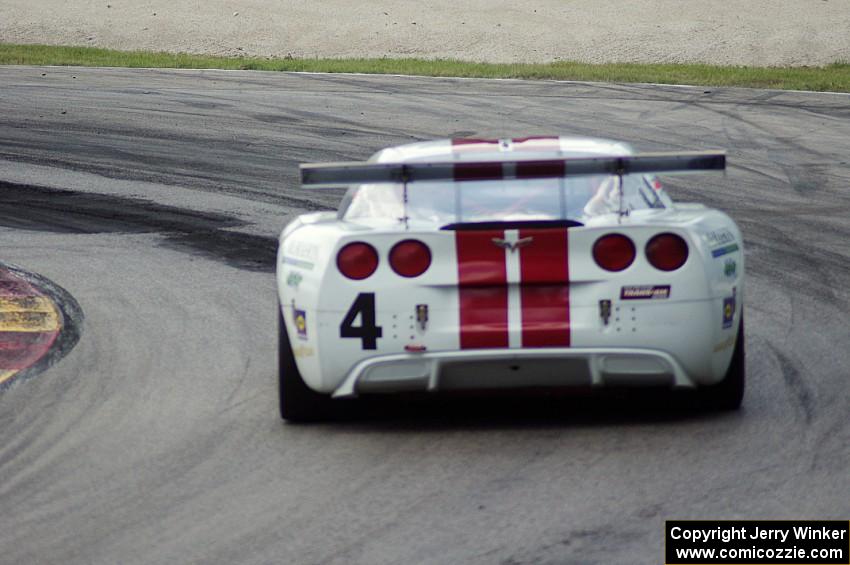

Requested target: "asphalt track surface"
[{"left": 0, "top": 67, "right": 848, "bottom": 564}]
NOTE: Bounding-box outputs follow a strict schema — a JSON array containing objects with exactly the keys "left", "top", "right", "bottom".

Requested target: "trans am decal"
[{"left": 620, "top": 285, "right": 671, "bottom": 300}]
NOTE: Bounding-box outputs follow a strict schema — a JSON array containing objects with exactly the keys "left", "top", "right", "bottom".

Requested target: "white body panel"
[{"left": 277, "top": 137, "right": 744, "bottom": 397}]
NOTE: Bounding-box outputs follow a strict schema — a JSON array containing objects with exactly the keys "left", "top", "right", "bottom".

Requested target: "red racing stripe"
[
  {"left": 512, "top": 136, "right": 560, "bottom": 147},
  {"left": 519, "top": 228, "right": 570, "bottom": 347},
  {"left": 451, "top": 138, "right": 500, "bottom": 147},
  {"left": 516, "top": 160, "right": 566, "bottom": 179},
  {"left": 456, "top": 230, "right": 509, "bottom": 349},
  {"left": 451, "top": 138, "right": 501, "bottom": 155},
  {"left": 453, "top": 162, "right": 503, "bottom": 182}
]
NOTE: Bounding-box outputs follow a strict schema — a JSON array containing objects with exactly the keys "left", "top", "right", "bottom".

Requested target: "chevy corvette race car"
[{"left": 277, "top": 137, "right": 744, "bottom": 421}]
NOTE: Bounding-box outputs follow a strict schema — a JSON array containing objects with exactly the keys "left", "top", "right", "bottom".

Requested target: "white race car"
[{"left": 277, "top": 137, "right": 744, "bottom": 421}]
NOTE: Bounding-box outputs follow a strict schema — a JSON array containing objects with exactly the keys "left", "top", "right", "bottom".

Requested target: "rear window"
[{"left": 342, "top": 175, "right": 668, "bottom": 225}]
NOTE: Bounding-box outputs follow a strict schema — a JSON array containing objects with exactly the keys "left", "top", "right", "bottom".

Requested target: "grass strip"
[{"left": 1, "top": 43, "right": 848, "bottom": 92}]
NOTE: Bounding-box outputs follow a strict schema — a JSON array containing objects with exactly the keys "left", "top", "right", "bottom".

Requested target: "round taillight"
[
  {"left": 593, "top": 234, "right": 636, "bottom": 272},
  {"left": 337, "top": 242, "right": 379, "bottom": 280},
  {"left": 389, "top": 239, "right": 431, "bottom": 278},
  {"left": 646, "top": 233, "right": 689, "bottom": 271}
]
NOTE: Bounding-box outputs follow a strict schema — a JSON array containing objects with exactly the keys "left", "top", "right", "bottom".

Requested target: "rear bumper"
[{"left": 332, "top": 347, "right": 696, "bottom": 398}]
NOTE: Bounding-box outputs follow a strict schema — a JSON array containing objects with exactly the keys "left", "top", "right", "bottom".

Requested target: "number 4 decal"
[{"left": 340, "top": 293, "right": 383, "bottom": 350}]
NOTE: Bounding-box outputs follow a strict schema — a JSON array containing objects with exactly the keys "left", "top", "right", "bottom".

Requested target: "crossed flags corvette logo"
[{"left": 491, "top": 236, "right": 534, "bottom": 252}]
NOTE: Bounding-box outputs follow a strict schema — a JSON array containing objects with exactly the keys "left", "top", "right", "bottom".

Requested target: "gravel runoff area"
[{"left": 1, "top": 0, "right": 849, "bottom": 66}]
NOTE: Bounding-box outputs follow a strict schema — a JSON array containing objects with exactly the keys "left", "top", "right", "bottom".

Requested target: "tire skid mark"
[
  {"left": 768, "top": 343, "right": 815, "bottom": 425},
  {"left": 0, "top": 181, "right": 277, "bottom": 272},
  {"left": 739, "top": 221, "right": 847, "bottom": 307}
]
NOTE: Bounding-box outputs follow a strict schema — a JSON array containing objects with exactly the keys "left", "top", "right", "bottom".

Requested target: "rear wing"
[{"left": 300, "top": 151, "right": 725, "bottom": 188}]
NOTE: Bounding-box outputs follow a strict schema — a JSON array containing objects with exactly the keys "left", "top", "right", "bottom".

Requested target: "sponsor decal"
[
  {"left": 282, "top": 240, "right": 319, "bottom": 270},
  {"left": 282, "top": 256, "right": 314, "bottom": 270},
  {"left": 724, "top": 258, "right": 737, "bottom": 278},
  {"left": 620, "top": 285, "right": 671, "bottom": 300},
  {"left": 292, "top": 345, "right": 314, "bottom": 358},
  {"left": 704, "top": 229, "right": 740, "bottom": 259},
  {"left": 704, "top": 228, "right": 736, "bottom": 248},
  {"left": 286, "top": 271, "right": 303, "bottom": 289},
  {"left": 711, "top": 243, "right": 740, "bottom": 258},
  {"left": 722, "top": 288, "right": 736, "bottom": 329},
  {"left": 293, "top": 308, "right": 308, "bottom": 339},
  {"left": 713, "top": 336, "right": 734, "bottom": 352},
  {"left": 286, "top": 240, "right": 318, "bottom": 261}
]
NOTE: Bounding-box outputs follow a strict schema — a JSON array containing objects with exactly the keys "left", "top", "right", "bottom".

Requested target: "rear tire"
[
  {"left": 698, "top": 315, "right": 745, "bottom": 411},
  {"left": 278, "top": 305, "right": 336, "bottom": 422}
]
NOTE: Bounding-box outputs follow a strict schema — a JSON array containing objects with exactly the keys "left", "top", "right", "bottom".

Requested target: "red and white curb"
[{"left": 0, "top": 268, "right": 61, "bottom": 386}]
